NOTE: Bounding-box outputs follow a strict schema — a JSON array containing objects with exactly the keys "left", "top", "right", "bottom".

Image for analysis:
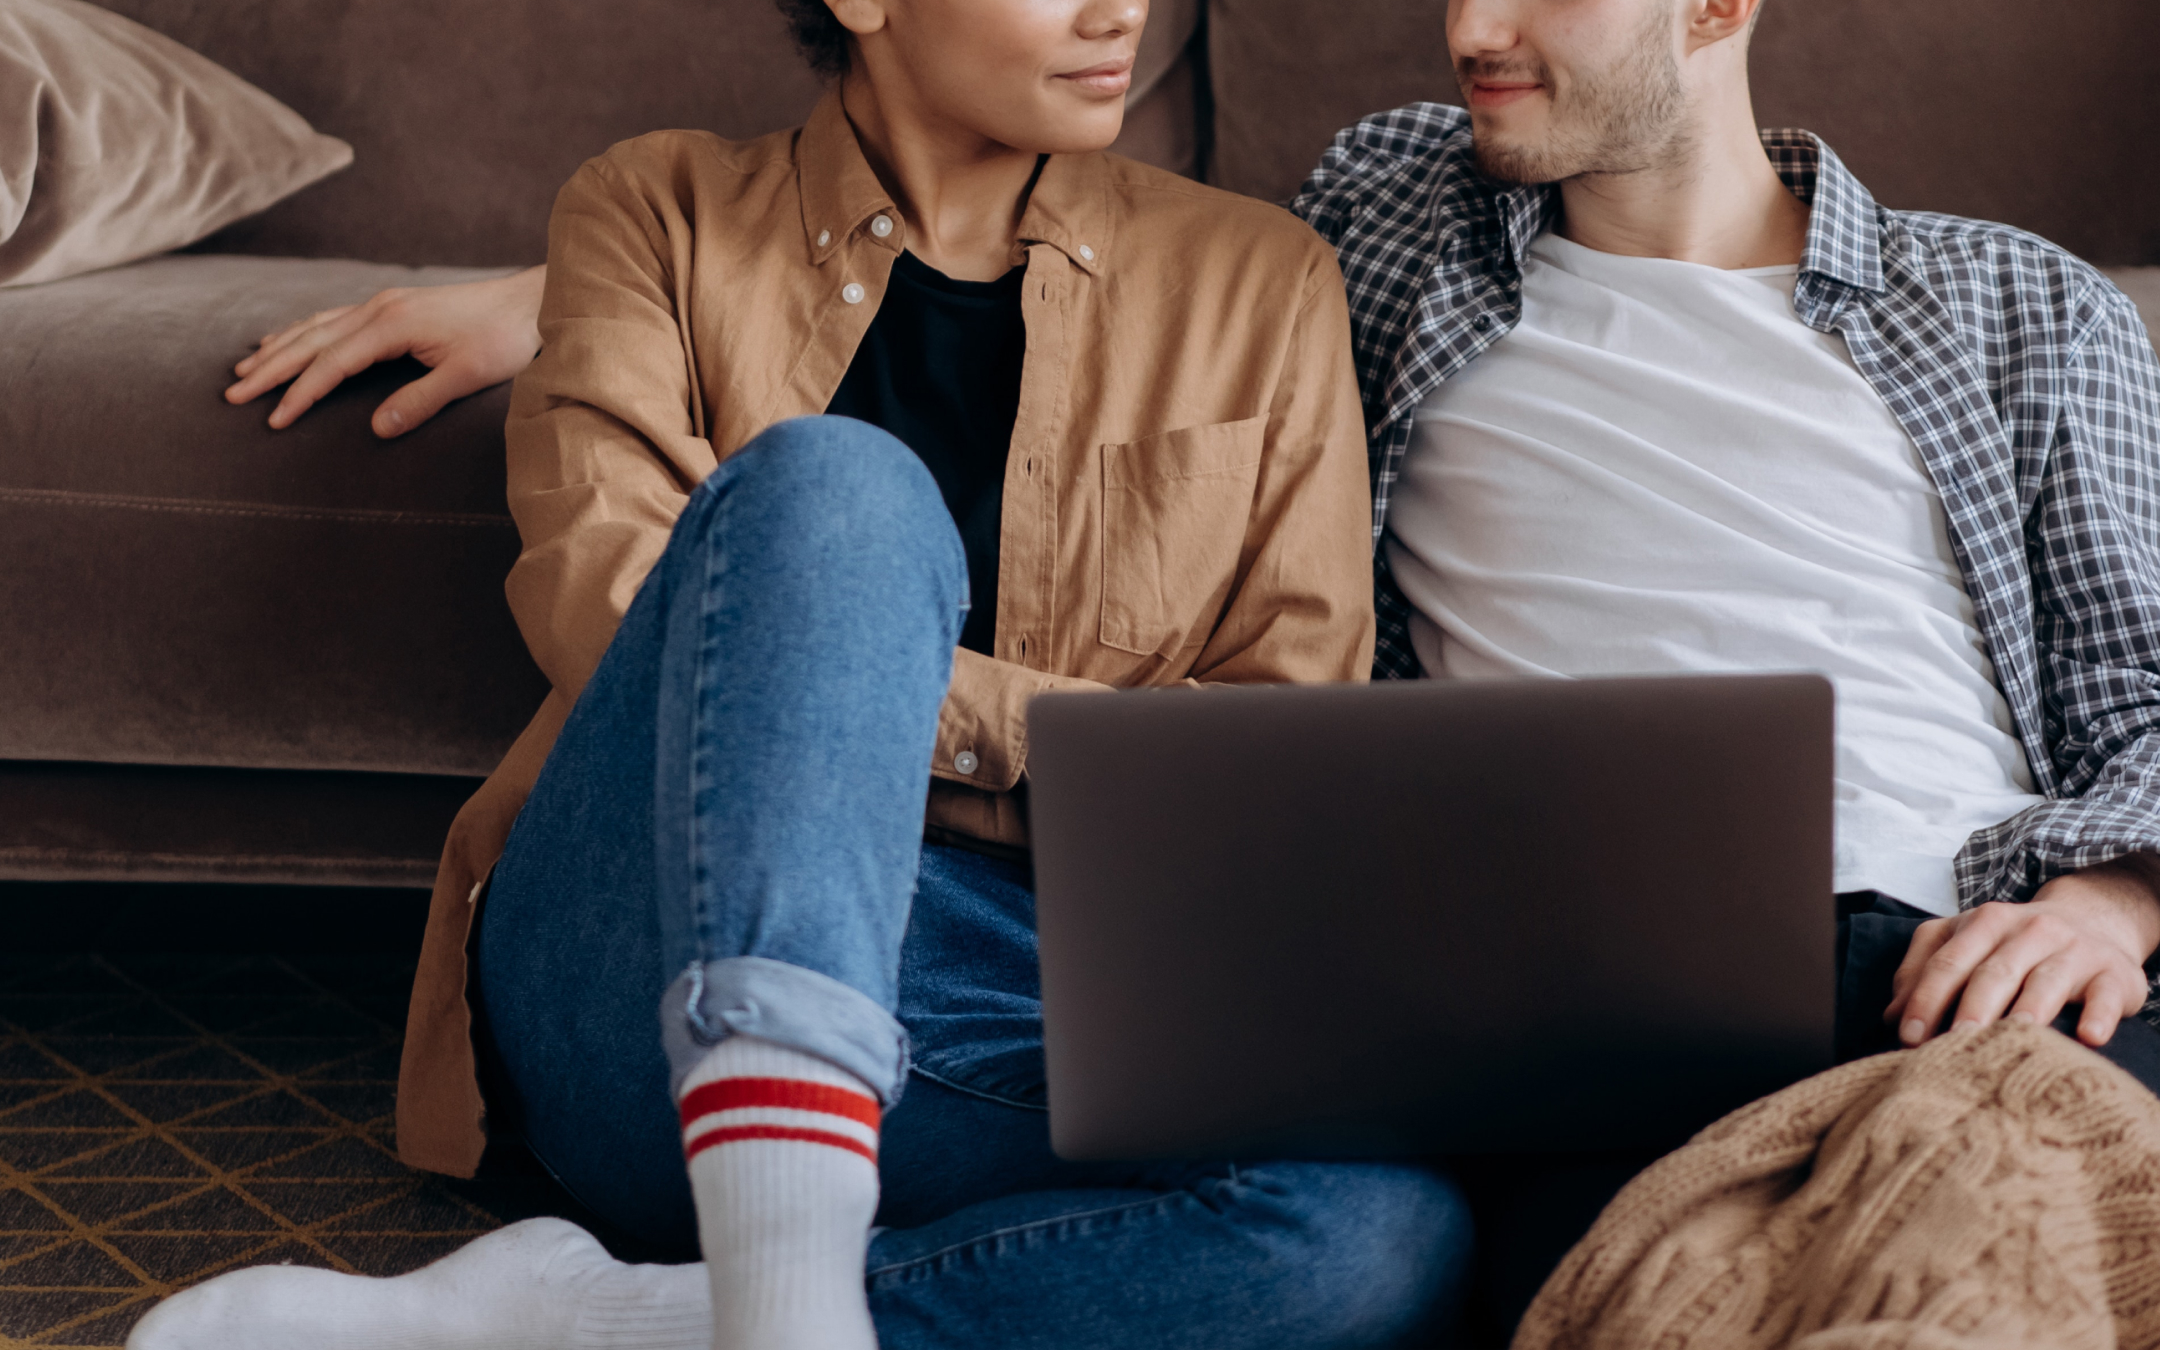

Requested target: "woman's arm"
[
  {"left": 225, "top": 265, "right": 547, "bottom": 437},
  {"left": 503, "top": 155, "right": 718, "bottom": 700},
  {"left": 1185, "top": 251, "right": 1378, "bottom": 688}
]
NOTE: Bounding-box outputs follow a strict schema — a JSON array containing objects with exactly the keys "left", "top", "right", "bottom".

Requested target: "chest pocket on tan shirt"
[{"left": 1100, "top": 417, "right": 1267, "bottom": 659}]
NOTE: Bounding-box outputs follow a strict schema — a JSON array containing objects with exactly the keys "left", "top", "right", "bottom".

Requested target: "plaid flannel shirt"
[{"left": 1291, "top": 102, "right": 2160, "bottom": 910}]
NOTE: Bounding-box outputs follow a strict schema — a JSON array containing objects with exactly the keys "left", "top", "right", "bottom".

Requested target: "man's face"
[{"left": 1448, "top": 0, "right": 1691, "bottom": 185}]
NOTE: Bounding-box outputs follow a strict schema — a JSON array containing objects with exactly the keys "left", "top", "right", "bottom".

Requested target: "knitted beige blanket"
[{"left": 1516, "top": 1021, "right": 2160, "bottom": 1349}]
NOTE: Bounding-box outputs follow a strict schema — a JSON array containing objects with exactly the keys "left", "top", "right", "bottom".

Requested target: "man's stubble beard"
[{"left": 1464, "top": 3, "right": 1693, "bottom": 187}]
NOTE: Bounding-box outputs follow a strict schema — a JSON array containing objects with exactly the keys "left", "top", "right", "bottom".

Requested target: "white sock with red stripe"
[{"left": 678, "top": 1035, "right": 882, "bottom": 1350}]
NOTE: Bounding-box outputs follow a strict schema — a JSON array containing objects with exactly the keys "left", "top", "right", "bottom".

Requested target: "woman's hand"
[
  {"left": 1886, "top": 857, "right": 2160, "bottom": 1049},
  {"left": 225, "top": 265, "right": 547, "bottom": 437}
]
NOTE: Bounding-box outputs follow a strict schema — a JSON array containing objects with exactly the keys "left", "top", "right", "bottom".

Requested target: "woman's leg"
[
  {"left": 478, "top": 415, "right": 965, "bottom": 1257},
  {"left": 861, "top": 846, "right": 1474, "bottom": 1349},
  {"left": 877, "top": 1161, "right": 1470, "bottom": 1349},
  {"left": 126, "top": 415, "right": 962, "bottom": 1350},
  {"left": 131, "top": 417, "right": 1468, "bottom": 1347}
]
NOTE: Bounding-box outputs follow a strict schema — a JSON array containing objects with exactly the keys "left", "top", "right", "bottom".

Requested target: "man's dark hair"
[{"left": 775, "top": 0, "right": 850, "bottom": 78}]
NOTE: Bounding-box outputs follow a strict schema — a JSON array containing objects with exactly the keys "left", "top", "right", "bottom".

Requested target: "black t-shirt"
[{"left": 826, "top": 250, "right": 1026, "bottom": 656}]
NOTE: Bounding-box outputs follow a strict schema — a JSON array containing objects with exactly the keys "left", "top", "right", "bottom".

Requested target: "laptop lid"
[{"left": 1027, "top": 674, "right": 1836, "bottom": 1159}]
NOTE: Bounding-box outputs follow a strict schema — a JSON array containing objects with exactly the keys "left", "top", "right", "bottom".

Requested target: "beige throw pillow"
[{"left": 0, "top": 0, "right": 351, "bottom": 287}]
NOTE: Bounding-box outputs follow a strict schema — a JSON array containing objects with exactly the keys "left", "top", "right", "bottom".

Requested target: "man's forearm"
[{"left": 1956, "top": 738, "right": 2160, "bottom": 906}]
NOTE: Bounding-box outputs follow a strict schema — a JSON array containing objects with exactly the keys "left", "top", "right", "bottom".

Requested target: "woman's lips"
[
  {"left": 1470, "top": 82, "right": 1544, "bottom": 109},
  {"left": 1057, "top": 60, "right": 1134, "bottom": 96}
]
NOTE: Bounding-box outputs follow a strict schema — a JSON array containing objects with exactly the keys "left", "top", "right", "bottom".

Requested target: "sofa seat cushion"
[
  {"left": 0, "top": 253, "right": 548, "bottom": 776},
  {"left": 4, "top": 257, "right": 2148, "bottom": 784}
]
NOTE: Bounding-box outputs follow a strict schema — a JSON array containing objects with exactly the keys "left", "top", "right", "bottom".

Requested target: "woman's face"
[{"left": 843, "top": 0, "right": 1148, "bottom": 154}]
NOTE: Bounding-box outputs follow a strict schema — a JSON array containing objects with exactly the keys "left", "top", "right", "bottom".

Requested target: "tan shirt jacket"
[{"left": 396, "top": 92, "right": 1376, "bottom": 1176}]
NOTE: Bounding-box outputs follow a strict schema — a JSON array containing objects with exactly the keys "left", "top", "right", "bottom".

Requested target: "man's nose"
[{"left": 1448, "top": 0, "right": 1525, "bottom": 59}]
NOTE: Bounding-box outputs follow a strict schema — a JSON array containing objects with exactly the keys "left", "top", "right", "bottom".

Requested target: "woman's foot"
[
  {"left": 677, "top": 1037, "right": 882, "bottom": 1349},
  {"left": 125, "top": 1217, "right": 711, "bottom": 1349}
]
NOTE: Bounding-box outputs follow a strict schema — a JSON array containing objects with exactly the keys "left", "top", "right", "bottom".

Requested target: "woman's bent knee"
[
  {"left": 679, "top": 416, "right": 964, "bottom": 597},
  {"left": 717, "top": 416, "right": 940, "bottom": 520}
]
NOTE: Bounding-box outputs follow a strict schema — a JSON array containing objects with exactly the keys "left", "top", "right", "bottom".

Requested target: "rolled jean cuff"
[{"left": 658, "top": 955, "right": 909, "bottom": 1104}]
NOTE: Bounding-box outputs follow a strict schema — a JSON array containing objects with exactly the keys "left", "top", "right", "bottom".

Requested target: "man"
[{"left": 1295, "top": 0, "right": 2160, "bottom": 1068}]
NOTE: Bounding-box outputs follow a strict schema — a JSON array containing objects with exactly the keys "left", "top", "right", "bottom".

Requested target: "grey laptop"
[{"left": 1026, "top": 673, "right": 1836, "bottom": 1160}]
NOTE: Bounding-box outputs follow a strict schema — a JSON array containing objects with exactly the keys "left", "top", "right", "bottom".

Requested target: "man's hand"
[
  {"left": 1886, "top": 856, "right": 2160, "bottom": 1049},
  {"left": 225, "top": 265, "right": 547, "bottom": 437}
]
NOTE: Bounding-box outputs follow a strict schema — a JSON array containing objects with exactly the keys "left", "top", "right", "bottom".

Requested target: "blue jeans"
[{"left": 472, "top": 417, "right": 1473, "bottom": 1347}]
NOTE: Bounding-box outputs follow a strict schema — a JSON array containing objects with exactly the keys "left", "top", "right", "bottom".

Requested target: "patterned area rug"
[{"left": 0, "top": 942, "right": 574, "bottom": 1348}]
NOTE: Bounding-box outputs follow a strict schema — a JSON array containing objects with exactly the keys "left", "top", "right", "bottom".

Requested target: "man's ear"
[
  {"left": 827, "top": 0, "right": 888, "bottom": 39},
  {"left": 1687, "top": 0, "right": 1761, "bottom": 48}
]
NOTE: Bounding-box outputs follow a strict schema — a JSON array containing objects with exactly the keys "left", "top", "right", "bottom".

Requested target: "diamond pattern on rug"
[{"left": 0, "top": 954, "right": 566, "bottom": 1349}]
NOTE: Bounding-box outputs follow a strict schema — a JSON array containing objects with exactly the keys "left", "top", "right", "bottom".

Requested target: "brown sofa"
[{"left": 2, "top": 0, "right": 2156, "bottom": 890}]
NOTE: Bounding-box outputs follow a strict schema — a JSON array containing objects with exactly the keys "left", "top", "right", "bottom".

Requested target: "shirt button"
[
  {"left": 1473, "top": 313, "right": 1494, "bottom": 330},
  {"left": 871, "top": 214, "right": 894, "bottom": 238},
  {"left": 842, "top": 283, "right": 866, "bottom": 305},
  {"left": 955, "top": 751, "right": 980, "bottom": 775},
  {"left": 816, "top": 230, "right": 831, "bottom": 248},
  {"left": 1078, "top": 244, "right": 1096, "bottom": 261}
]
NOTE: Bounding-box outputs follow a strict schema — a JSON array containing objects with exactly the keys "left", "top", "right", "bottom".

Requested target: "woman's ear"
[{"left": 826, "top": 0, "right": 889, "bottom": 39}]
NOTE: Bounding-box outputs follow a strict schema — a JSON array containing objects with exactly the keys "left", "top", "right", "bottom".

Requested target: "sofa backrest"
[
  {"left": 93, "top": 0, "right": 2160, "bottom": 268},
  {"left": 91, "top": 0, "right": 1200, "bottom": 267},
  {"left": 1208, "top": 0, "right": 2160, "bottom": 266}
]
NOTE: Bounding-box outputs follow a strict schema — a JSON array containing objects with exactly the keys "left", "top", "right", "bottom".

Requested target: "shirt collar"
[
  {"left": 1448, "top": 128, "right": 1885, "bottom": 298},
  {"left": 797, "top": 90, "right": 1109, "bottom": 277},
  {"left": 1435, "top": 169, "right": 1555, "bottom": 276},
  {"left": 1015, "top": 151, "right": 1112, "bottom": 278},
  {"left": 1761, "top": 129, "right": 1886, "bottom": 295},
  {"left": 798, "top": 92, "right": 903, "bottom": 265},
  {"left": 1487, "top": 181, "right": 1558, "bottom": 273}
]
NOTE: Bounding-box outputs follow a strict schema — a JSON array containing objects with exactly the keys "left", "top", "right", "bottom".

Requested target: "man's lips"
[
  {"left": 1469, "top": 81, "right": 1545, "bottom": 109},
  {"left": 1056, "top": 59, "right": 1134, "bottom": 96}
]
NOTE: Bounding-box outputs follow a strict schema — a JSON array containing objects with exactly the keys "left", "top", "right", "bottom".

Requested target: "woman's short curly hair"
[{"left": 774, "top": 0, "right": 851, "bottom": 79}]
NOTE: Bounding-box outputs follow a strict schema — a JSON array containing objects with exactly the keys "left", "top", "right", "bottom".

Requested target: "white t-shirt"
[{"left": 1385, "top": 232, "right": 2044, "bottom": 916}]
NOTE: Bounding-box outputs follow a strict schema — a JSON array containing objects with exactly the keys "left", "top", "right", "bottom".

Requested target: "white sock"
[
  {"left": 678, "top": 1035, "right": 882, "bottom": 1349},
  {"left": 124, "top": 1217, "right": 712, "bottom": 1350}
]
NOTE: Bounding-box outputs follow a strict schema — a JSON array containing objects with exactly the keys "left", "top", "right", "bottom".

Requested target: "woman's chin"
[{"left": 998, "top": 109, "right": 1128, "bottom": 158}]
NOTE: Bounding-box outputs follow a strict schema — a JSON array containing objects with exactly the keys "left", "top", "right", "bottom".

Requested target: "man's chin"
[{"left": 1471, "top": 135, "right": 1570, "bottom": 187}]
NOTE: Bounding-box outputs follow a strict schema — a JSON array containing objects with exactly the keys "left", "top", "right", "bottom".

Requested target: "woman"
[{"left": 131, "top": 0, "right": 1469, "bottom": 1346}]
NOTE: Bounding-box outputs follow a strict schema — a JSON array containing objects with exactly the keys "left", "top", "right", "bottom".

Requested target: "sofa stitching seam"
[{"left": 0, "top": 486, "right": 513, "bottom": 529}]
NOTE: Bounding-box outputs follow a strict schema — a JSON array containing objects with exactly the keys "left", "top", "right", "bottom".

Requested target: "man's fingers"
[
  {"left": 1896, "top": 905, "right": 2035, "bottom": 1044},
  {"left": 1944, "top": 919, "right": 2080, "bottom": 1033},
  {"left": 2001, "top": 951, "right": 2103, "bottom": 1032},
  {"left": 370, "top": 361, "right": 485, "bottom": 438},
  {"left": 2075, "top": 973, "right": 2142, "bottom": 1047},
  {"left": 1885, "top": 916, "right": 1959, "bottom": 1022}
]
